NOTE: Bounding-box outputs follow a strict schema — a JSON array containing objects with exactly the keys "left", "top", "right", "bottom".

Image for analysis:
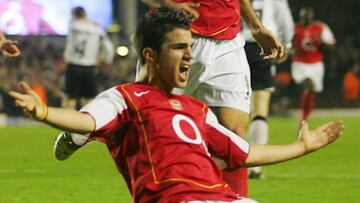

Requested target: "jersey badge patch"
[{"left": 169, "top": 99, "right": 183, "bottom": 110}]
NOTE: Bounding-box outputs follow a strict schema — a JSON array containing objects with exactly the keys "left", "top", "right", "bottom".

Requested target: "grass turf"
[{"left": 0, "top": 117, "right": 359, "bottom": 202}]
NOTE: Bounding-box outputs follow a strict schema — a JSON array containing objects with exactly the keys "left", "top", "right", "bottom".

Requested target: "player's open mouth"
[
  {"left": 179, "top": 66, "right": 189, "bottom": 81},
  {"left": 179, "top": 66, "right": 189, "bottom": 73}
]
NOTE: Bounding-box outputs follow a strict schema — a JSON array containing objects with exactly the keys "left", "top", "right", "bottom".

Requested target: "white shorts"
[
  {"left": 291, "top": 61, "right": 324, "bottom": 92},
  {"left": 173, "top": 34, "right": 251, "bottom": 113}
]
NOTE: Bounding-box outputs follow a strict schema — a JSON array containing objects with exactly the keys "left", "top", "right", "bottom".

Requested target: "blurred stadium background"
[
  {"left": 0, "top": 0, "right": 359, "bottom": 123},
  {"left": 0, "top": 0, "right": 359, "bottom": 202}
]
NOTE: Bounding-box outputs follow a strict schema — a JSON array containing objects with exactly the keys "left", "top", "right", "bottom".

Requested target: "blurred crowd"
[{"left": 0, "top": 36, "right": 136, "bottom": 117}]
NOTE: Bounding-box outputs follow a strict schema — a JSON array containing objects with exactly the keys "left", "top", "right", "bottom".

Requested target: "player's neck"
[{"left": 149, "top": 79, "right": 173, "bottom": 93}]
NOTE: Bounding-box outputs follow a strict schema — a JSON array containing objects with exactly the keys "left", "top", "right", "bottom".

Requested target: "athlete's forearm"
[
  {"left": 245, "top": 142, "right": 307, "bottom": 167},
  {"left": 44, "top": 107, "right": 95, "bottom": 135},
  {"left": 239, "top": 0, "right": 263, "bottom": 33}
]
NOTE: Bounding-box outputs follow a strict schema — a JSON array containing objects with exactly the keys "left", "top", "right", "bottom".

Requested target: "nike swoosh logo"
[{"left": 134, "top": 90, "right": 150, "bottom": 97}]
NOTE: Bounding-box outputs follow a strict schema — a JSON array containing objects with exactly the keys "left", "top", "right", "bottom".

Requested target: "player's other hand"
[
  {"left": 252, "top": 27, "right": 284, "bottom": 60},
  {"left": 298, "top": 120, "right": 344, "bottom": 154},
  {"left": 0, "top": 39, "right": 21, "bottom": 58},
  {"left": 8, "top": 81, "right": 47, "bottom": 120}
]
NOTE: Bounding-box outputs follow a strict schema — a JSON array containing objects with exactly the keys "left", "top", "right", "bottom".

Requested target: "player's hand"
[
  {"left": 0, "top": 38, "right": 21, "bottom": 58},
  {"left": 162, "top": 0, "right": 200, "bottom": 20},
  {"left": 277, "top": 51, "right": 288, "bottom": 64},
  {"left": 298, "top": 120, "right": 344, "bottom": 154},
  {"left": 8, "top": 81, "right": 47, "bottom": 121},
  {"left": 252, "top": 27, "right": 284, "bottom": 60}
]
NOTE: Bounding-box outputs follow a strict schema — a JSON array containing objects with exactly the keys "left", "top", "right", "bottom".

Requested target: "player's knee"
[
  {"left": 232, "top": 124, "right": 248, "bottom": 139},
  {"left": 252, "top": 115, "right": 267, "bottom": 122},
  {"left": 303, "top": 78, "right": 315, "bottom": 91}
]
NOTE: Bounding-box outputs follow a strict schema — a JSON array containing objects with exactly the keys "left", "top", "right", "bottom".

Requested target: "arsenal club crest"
[{"left": 169, "top": 99, "right": 183, "bottom": 110}]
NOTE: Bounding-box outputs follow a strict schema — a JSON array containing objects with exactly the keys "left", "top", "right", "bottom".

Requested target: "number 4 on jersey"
[{"left": 74, "top": 40, "right": 87, "bottom": 58}]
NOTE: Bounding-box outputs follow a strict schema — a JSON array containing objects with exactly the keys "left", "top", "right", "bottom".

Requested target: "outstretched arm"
[
  {"left": 239, "top": 0, "right": 284, "bottom": 59},
  {"left": 0, "top": 32, "right": 21, "bottom": 58},
  {"left": 245, "top": 121, "right": 344, "bottom": 167},
  {"left": 8, "top": 82, "right": 95, "bottom": 134}
]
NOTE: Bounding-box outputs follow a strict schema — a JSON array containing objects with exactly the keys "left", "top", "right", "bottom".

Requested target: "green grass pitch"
[{"left": 0, "top": 117, "right": 359, "bottom": 202}]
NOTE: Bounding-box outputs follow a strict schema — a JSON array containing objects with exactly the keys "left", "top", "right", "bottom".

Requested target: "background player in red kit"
[
  {"left": 9, "top": 8, "right": 343, "bottom": 203},
  {"left": 139, "top": 0, "right": 284, "bottom": 196},
  {"left": 0, "top": 31, "right": 20, "bottom": 57},
  {"left": 291, "top": 7, "right": 336, "bottom": 124}
]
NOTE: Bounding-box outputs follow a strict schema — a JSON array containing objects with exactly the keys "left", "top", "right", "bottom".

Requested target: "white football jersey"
[
  {"left": 64, "top": 19, "right": 114, "bottom": 66},
  {"left": 242, "top": 0, "right": 294, "bottom": 49}
]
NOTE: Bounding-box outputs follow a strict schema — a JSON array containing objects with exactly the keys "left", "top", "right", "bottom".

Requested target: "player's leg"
[
  {"left": 64, "top": 64, "right": 80, "bottom": 109},
  {"left": 211, "top": 106, "right": 249, "bottom": 197},
  {"left": 211, "top": 107, "right": 249, "bottom": 138},
  {"left": 291, "top": 62, "right": 311, "bottom": 125},
  {"left": 248, "top": 90, "right": 271, "bottom": 178},
  {"left": 300, "top": 78, "right": 315, "bottom": 122},
  {"left": 302, "top": 62, "right": 325, "bottom": 122},
  {"left": 64, "top": 98, "right": 77, "bottom": 109},
  {"left": 244, "top": 42, "right": 274, "bottom": 178},
  {"left": 188, "top": 38, "right": 251, "bottom": 196},
  {"left": 79, "top": 66, "right": 97, "bottom": 107},
  {"left": 292, "top": 62, "right": 324, "bottom": 123}
]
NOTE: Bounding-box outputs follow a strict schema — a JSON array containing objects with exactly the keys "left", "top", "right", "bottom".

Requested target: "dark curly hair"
[{"left": 134, "top": 8, "right": 191, "bottom": 65}]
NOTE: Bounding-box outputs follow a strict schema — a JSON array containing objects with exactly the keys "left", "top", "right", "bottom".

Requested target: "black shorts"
[
  {"left": 245, "top": 42, "right": 274, "bottom": 91},
  {"left": 65, "top": 64, "right": 97, "bottom": 99}
]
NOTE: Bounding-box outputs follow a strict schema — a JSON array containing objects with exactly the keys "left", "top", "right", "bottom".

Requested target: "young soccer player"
[
  {"left": 9, "top": 8, "right": 343, "bottom": 203},
  {"left": 139, "top": 0, "right": 285, "bottom": 195}
]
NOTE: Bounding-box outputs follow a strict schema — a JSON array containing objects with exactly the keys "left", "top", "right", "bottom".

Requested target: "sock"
[
  {"left": 301, "top": 91, "right": 314, "bottom": 121},
  {"left": 248, "top": 116, "right": 268, "bottom": 174},
  {"left": 249, "top": 116, "right": 268, "bottom": 145},
  {"left": 222, "top": 168, "right": 248, "bottom": 197},
  {"left": 71, "top": 132, "right": 89, "bottom": 146}
]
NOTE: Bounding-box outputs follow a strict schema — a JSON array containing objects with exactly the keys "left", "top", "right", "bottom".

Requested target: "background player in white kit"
[
  {"left": 63, "top": 6, "right": 114, "bottom": 109},
  {"left": 241, "top": 0, "right": 294, "bottom": 178},
  {"left": 291, "top": 7, "right": 336, "bottom": 125}
]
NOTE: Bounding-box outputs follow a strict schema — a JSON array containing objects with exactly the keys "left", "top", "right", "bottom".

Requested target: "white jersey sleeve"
[
  {"left": 320, "top": 23, "right": 336, "bottom": 45},
  {"left": 274, "top": 0, "right": 294, "bottom": 49},
  {"left": 241, "top": 0, "right": 294, "bottom": 47},
  {"left": 80, "top": 87, "right": 128, "bottom": 131}
]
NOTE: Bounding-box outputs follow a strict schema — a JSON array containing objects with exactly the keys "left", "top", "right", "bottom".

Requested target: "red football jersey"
[
  {"left": 173, "top": 0, "right": 241, "bottom": 40},
  {"left": 292, "top": 22, "right": 335, "bottom": 63},
  {"left": 81, "top": 83, "right": 250, "bottom": 203}
]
